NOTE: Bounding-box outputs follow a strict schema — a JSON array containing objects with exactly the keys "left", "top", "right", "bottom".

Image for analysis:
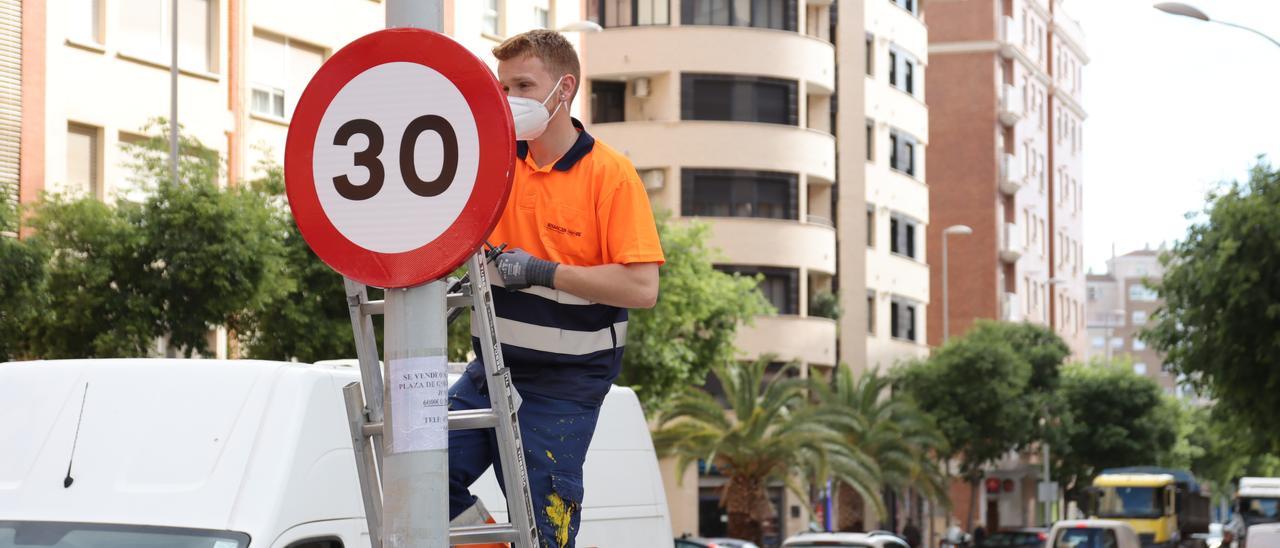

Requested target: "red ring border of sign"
[{"left": 285, "top": 28, "right": 514, "bottom": 289}]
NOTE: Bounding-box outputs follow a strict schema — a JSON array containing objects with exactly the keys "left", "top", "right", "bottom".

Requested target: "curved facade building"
[{"left": 584, "top": 0, "right": 839, "bottom": 541}]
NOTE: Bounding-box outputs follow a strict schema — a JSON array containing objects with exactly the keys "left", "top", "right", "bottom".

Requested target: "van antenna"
[{"left": 63, "top": 383, "right": 89, "bottom": 488}]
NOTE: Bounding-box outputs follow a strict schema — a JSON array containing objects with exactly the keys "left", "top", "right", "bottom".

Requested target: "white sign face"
[
  {"left": 312, "top": 62, "right": 481, "bottom": 254},
  {"left": 389, "top": 355, "right": 450, "bottom": 454}
]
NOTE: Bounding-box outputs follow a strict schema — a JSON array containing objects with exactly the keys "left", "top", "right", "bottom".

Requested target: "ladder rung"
[
  {"left": 360, "top": 300, "right": 384, "bottom": 316},
  {"left": 356, "top": 409, "right": 501, "bottom": 438},
  {"left": 448, "top": 408, "right": 499, "bottom": 430},
  {"left": 359, "top": 295, "right": 470, "bottom": 317},
  {"left": 449, "top": 524, "right": 521, "bottom": 545}
]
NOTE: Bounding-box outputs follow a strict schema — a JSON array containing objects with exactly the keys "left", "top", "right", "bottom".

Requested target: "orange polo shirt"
[{"left": 487, "top": 118, "right": 665, "bottom": 268}]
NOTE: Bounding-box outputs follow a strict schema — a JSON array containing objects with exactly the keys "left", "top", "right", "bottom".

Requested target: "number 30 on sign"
[{"left": 285, "top": 28, "right": 514, "bottom": 289}]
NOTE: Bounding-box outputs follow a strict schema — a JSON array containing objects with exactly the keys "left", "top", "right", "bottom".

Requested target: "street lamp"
[
  {"left": 942, "top": 225, "right": 973, "bottom": 343},
  {"left": 1154, "top": 2, "right": 1280, "bottom": 49},
  {"left": 557, "top": 20, "right": 604, "bottom": 33}
]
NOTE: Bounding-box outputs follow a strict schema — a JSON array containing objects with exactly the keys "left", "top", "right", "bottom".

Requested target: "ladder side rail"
[
  {"left": 467, "top": 251, "right": 541, "bottom": 548},
  {"left": 344, "top": 277, "right": 387, "bottom": 471},
  {"left": 343, "top": 382, "right": 384, "bottom": 548}
]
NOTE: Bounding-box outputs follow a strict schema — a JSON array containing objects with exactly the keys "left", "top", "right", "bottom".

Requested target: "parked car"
[
  {"left": 783, "top": 531, "right": 910, "bottom": 547},
  {"left": 1046, "top": 520, "right": 1141, "bottom": 548},
  {"left": 676, "top": 536, "right": 759, "bottom": 548},
  {"left": 975, "top": 527, "right": 1048, "bottom": 547}
]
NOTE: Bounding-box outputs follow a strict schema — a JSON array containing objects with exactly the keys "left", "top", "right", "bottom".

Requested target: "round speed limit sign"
[{"left": 285, "top": 28, "right": 514, "bottom": 288}]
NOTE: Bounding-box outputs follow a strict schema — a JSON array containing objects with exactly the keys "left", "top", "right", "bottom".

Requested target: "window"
[
  {"left": 1133, "top": 338, "right": 1147, "bottom": 351},
  {"left": 1087, "top": 286, "right": 1098, "bottom": 301},
  {"left": 866, "top": 204, "right": 875, "bottom": 247},
  {"left": 592, "top": 0, "right": 671, "bottom": 26},
  {"left": 865, "top": 120, "right": 875, "bottom": 161},
  {"left": 889, "top": 0, "right": 918, "bottom": 16},
  {"left": 1110, "top": 337, "right": 1124, "bottom": 350},
  {"left": 1128, "top": 284, "right": 1158, "bottom": 302},
  {"left": 867, "top": 291, "right": 876, "bottom": 334},
  {"left": 889, "top": 213, "right": 917, "bottom": 259},
  {"left": 865, "top": 34, "right": 874, "bottom": 76},
  {"left": 251, "top": 32, "right": 325, "bottom": 119},
  {"left": 888, "top": 45, "right": 918, "bottom": 95},
  {"left": 890, "top": 298, "right": 917, "bottom": 341},
  {"left": 286, "top": 539, "right": 343, "bottom": 548},
  {"left": 682, "top": 169, "right": 798, "bottom": 219},
  {"left": 120, "top": 0, "right": 215, "bottom": 73},
  {"left": 716, "top": 265, "right": 799, "bottom": 315},
  {"left": 483, "top": 0, "right": 501, "bottom": 35},
  {"left": 1131, "top": 310, "right": 1148, "bottom": 325},
  {"left": 590, "top": 80, "right": 626, "bottom": 123},
  {"left": 1134, "top": 363, "right": 1148, "bottom": 376},
  {"left": 682, "top": 0, "right": 796, "bottom": 31},
  {"left": 888, "top": 129, "right": 918, "bottom": 176},
  {"left": 1091, "top": 336, "right": 1105, "bottom": 349},
  {"left": 66, "top": 124, "right": 99, "bottom": 197},
  {"left": 534, "top": 5, "right": 550, "bottom": 28},
  {"left": 682, "top": 74, "right": 798, "bottom": 125},
  {"left": 69, "top": 0, "right": 102, "bottom": 44}
]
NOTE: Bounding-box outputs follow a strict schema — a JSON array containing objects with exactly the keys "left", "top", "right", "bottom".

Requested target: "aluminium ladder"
[{"left": 340, "top": 248, "right": 540, "bottom": 547}]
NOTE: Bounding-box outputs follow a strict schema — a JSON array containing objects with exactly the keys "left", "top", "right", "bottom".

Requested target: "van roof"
[
  {"left": 0, "top": 359, "right": 364, "bottom": 532},
  {"left": 1093, "top": 473, "right": 1176, "bottom": 487},
  {"left": 1240, "top": 477, "right": 1280, "bottom": 497}
]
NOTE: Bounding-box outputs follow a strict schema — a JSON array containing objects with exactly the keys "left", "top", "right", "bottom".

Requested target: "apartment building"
[
  {"left": 11, "top": 0, "right": 584, "bottom": 353},
  {"left": 924, "top": 0, "right": 1088, "bottom": 531},
  {"left": 1086, "top": 248, "right": 1181, "bottom": 395},
  {"left": 584, "top": 0, "right": 930, "bottom": 540}
]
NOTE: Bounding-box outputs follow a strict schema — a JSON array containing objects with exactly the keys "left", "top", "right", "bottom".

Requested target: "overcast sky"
[{"left": 1066, "top": 0, "right": 1280, "bottom": 273}]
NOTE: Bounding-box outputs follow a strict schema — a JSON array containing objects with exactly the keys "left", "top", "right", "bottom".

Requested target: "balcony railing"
[
  {"left": 998, "top": 83, "right": 1022, "bottom": 126},
  {"left": 1003, "top": 291, "right": 1022, "bottom": 322},
  {"left": 999, "top": 15, "right": 1023, "bottom": 59},
  {"left": 999, "top": 221, "right": 1022, "bottom": 262},
  {"left": 999, "top": 152, "right": 1025, "bottom": 195}
]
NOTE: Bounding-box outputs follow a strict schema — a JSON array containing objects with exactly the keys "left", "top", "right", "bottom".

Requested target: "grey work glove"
[{"left": 494, "top": 248, "right": 558, "bottom": 290}]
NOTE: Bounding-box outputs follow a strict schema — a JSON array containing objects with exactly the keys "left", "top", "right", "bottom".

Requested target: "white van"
[{"left": 0, "top": 359, "right": 672, "bottom": 547}]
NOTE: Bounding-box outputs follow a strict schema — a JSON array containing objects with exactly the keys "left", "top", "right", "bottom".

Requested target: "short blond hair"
[{"left": 493, "top": 29, "right": 581, "bottom": 98}]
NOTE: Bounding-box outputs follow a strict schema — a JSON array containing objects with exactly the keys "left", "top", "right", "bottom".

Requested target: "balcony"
[
  {"left": 999, "top": 152, "right": 1025, "bottom": 195},
  {"left": 590, "top": 121, "right": 837, "bottom": 183},
  {"left": 697, "top": 217, "right": 837, "bottom": 274},
  {"left": 999, "top": 221, "right": 1022, "bottom": 262},
  {"left": 736, "top": 315, "right": 838, "bottom": 366},
  {"left": 998, "top": 83, "right": 1022, "bottom": 127},
  {"left": 1003, "top": 291, "right": 1022, "bottom": 322},
  {"left": 999, "top": 15, "right": 1023, "bottom": 59},
  {"left": 585, "top": 25, "right": 835, "bottom": 94}
]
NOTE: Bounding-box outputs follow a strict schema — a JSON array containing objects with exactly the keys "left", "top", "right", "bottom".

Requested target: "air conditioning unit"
[
  {"left": 640, "top": 168, "right": 664, "bottom": 190},
  {"left": 631, "top": 77, "right": 651, "bottom": 98}
]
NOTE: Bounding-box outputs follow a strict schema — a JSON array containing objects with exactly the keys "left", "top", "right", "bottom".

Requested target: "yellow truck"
[{"left": 1089, "top": 468, "right": 1210, "bottom": 548}]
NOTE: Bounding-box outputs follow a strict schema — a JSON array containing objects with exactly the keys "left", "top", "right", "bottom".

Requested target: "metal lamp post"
[
  {"left": 1154, "top": 2, "right": 1280, "bottom": 49},
  {"left": 941, "top": 225, "right": 973, "bottom": 343}
]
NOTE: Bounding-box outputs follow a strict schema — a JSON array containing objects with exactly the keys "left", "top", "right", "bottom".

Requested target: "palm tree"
[
  {"left": 653, "top": 358, "right": 884, "bottom": 544},
  {"left": 814, "top": 366, "right": 951, "bottom": 511}
]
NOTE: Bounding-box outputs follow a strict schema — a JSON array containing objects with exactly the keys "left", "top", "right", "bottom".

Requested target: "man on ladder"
[{"left": 447, "top": 29, "right": 666, "bottom": 548}]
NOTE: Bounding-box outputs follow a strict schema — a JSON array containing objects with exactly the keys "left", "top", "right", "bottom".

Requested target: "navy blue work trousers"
[{"left": 447, "top": 361, "right": 601, "bottom": 548}]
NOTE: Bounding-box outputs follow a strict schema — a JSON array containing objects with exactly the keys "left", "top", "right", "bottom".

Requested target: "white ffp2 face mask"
[{"left": 508, "top": 75, "right": 566, "bottom": 141}]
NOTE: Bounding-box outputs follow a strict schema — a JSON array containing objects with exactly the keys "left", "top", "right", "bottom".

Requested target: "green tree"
[
  {"left": 238, "top": 159, "right": 365, "bottom": 362},
  {"left": 21, "top": 122, "right": 289, "bottom": 358},
  {"left": 618, "top": 216, "right": 773, "bottom": 412},
  {"left": 1049, "top": 361, "right": 1180, "bottom": 503},
  {"left": 0, "top": 204, "right": 48, "bottom": 361},
  {"left": 121, "top": 125, "right": 289, "bottom": 355},
  {"left": 1176, "top": 403, "right": 1280, "bottom": 501},
  {"left": 814, "top": 366, "right": 950, "bottom": 513},
  {"left": 654, "top": 358, "right": 883, "bottom": 544},
  {"left": 23, "top": 196, "right": 157, "bottom": 357},
  {"left": 896, "top": 321, "right": 1037, "bottom": 529},
  {"left": 1145, "top": 159, "right": 1280, "bottom": 454}
]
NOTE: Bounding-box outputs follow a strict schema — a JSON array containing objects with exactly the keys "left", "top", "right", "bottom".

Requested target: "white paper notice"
[{"left": 389, "top": 356, "right": 449, "bottom": 454}]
